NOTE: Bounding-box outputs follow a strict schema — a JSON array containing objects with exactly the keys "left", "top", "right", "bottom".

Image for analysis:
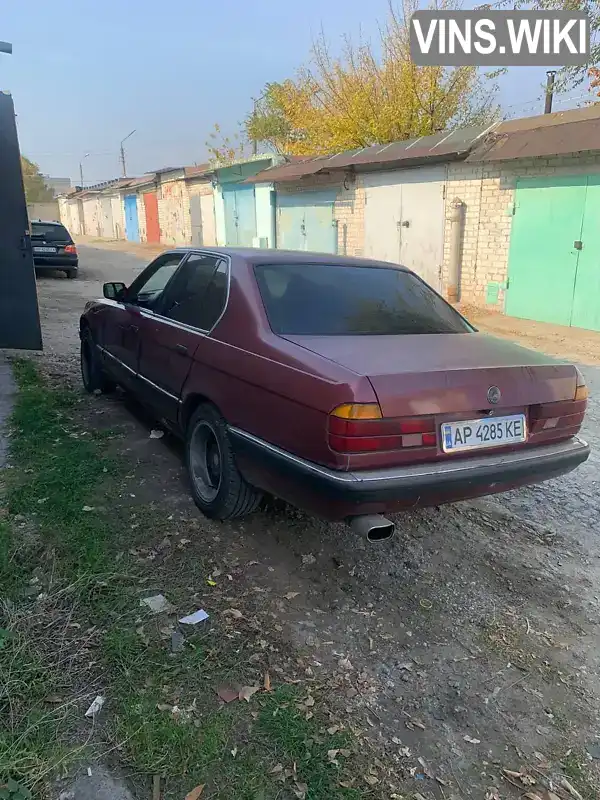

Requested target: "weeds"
[{"left": 0, "top": 361, "right": 367, "bottom": 798}]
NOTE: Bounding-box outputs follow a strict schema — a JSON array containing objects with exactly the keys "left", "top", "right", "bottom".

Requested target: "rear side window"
[
  {"left": 31, "top": 223, "right": 71, "bottom": 242},
  {"left": 161, "top": 254, "right": 227, "bottom": 330},
  {"left": 254, "top": 263, "right": 472, "bottom": 335}
]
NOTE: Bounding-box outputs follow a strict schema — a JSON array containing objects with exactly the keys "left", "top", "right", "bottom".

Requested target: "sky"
[{"left": 1, "top": 0, "right": 591, "bottom": 185}]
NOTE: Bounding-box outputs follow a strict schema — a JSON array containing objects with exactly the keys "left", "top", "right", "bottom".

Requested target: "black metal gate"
[{"left": 0, "top": 91, "right": 42, "bottom": 350}]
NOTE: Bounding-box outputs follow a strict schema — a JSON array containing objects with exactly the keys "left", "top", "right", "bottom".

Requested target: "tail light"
[
  {"left": 530, "top": 370, "right": 587, "bottom": 435},
  {"left": 64, "top": 244, "right": 77, "bottom": 254},
  {"left": 575, "top": 368, "right": 588, "bottom": 401},
  {"left": 328, "top": 403, "right": 436, "bottom": 453}
]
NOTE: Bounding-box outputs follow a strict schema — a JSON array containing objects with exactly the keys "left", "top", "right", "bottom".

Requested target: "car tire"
[
  {"left": 65, "top": 269, "right": 77, "bottom": 279},
  {"left": 186, "top": 403, "right": 262, "bottom": 520},
  {"left": 80, "top": 330, "right": 115, "bottom": 394}
]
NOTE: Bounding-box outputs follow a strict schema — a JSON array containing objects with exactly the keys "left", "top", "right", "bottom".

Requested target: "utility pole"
[
  {"left": 79, "top": 152, "right": 90, "bottom": 189},
  {"left": 544, "top": 70, "right": 557, "bottom": 114},
  {"left": 119, "top": 129, "right": 136, "bottom": 177}
]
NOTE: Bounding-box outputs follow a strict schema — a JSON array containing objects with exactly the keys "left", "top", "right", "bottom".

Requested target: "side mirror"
[{"left": 103, "top": 281, "right": 126, "bottom": 301}]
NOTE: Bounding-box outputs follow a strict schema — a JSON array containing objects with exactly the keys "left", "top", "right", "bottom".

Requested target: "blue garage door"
[
  {"left": 277, "top": 191, "right": 338, "bottom": 254},
  {"left": 223, "top": 184, "right": 257, "bottom": 246},
  {"left": 124, "top": 195, "right": 140, "bottom": 242}
]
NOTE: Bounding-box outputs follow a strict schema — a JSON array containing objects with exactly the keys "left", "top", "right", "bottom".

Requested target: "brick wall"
[
  {"left": 158, "top": 177, "right": 191, "bottom": 246},
  {"left": 137, "top": 193, "right": 147, "bottom": 242},
  {"left": 274, "top": 172, "right": 364, "bottom": 255},
  {"left": 187, "top": 179, "right": 213, "bottom": 199},
  {"left": 443, "top": 151, "right": 600, "bottom": 307},
  {"left": 111, "top": 195, "right": 125, "bottom": 240}
]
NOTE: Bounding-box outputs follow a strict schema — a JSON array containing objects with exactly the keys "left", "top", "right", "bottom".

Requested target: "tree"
[
  {"left": 494, "top": 0, "right": 599, "bottom": 88},
  {"left": 20, "top": 156, "right": 53, "bottom": 203},
  {"left": 245, "top": 0, "right": 500, "bottom": 156},
  {"left": 205, "top": 122, "right": 247, "bottom": 167},
  {"left": 589, "top": 65, "right": 600, "bottom": 95}
]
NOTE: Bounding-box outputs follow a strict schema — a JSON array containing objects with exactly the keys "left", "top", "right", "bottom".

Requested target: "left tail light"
[
  {"left": 328, "top": 403, "right": 436, "bottom": 453},
  {"left": 64, "top": 244, "right": 77, "bottom": 254}
]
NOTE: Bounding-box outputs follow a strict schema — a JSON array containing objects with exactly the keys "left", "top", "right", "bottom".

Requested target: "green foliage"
[
  {"left": 494, "top": 0, "right": 599, "bottom": 87},
  {"left": 20, "top": 157, "right": 53, "bottom": 204}
]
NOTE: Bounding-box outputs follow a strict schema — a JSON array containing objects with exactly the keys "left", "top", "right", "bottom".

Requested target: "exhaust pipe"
[{"left": 350, "top": 514, "right": 395, "bottom": 543}]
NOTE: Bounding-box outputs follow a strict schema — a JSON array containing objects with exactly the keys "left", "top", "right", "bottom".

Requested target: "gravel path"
[{"left": 32, "top": 245, "right": 600, "bottom": 799}]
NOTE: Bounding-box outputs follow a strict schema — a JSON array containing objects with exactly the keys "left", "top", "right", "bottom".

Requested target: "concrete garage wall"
[
  {"left": 254, "top": 183, "right": 275, "bottom": 247},
  {"left": 82, "top": 197, "right": 101, "bottom": 238},
  {"left": 59, "top": 197, "right": 85, "bottom": 237},
  {"left": 442, "top": 152, "right": 600, "bottom": 307},
  {"left": 27, "top": 201, "right": 60, "bottom": 222},
  {"left": 187, "top": 179, "right": 216, "bottom": 246}
]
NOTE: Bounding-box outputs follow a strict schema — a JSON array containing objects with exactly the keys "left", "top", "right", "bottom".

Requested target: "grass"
[{"left": 0, "top": 361, "right": 369, "bottom": 799}]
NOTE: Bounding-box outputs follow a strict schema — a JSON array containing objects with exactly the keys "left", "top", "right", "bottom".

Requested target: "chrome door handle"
[{"left": 174, "top": 343, "right": 188, "bottom": 354}]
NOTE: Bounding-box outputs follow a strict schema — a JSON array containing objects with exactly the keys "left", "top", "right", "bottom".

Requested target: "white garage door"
[
  {"left": 363, "top": 165, "right": 446, "bottom": 291},
  {"left": 200, "top": 193, "right": 217, "bottom": 247}
]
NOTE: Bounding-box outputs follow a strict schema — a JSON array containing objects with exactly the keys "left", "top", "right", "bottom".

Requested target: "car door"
[
  {"left": 100, "top": 252, "right": 186, "bottom": 388},
  {"left": 136, "top": 253, "right": 226, "bottom": 423}
]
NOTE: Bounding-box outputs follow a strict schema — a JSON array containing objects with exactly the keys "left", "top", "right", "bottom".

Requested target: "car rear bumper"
[
  {"left": 228, "top": 427, "right": 590, "bottom": 519},
  {"left": 33, "top": 255, "right": 78, "bottom": 268}
]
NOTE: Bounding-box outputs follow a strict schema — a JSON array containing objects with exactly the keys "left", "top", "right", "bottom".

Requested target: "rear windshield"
[
  {"left": 254, "top": 263, "right": 472, "bottom": 335},
  {"left": 31, "top": 223, "right": 71, "bottom": 242}
]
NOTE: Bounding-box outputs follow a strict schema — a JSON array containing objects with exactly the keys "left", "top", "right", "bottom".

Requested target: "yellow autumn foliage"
[{"left": 245, "top": 0, "right": 500, "bottom": 156}]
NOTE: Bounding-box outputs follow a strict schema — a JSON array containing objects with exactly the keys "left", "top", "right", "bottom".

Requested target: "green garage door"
[
  {"left": 277, "top": 191, "right": 338, "bottom": 254},
  {"left": 506, "top": 176, "right": 600, "bottom": 332},
  {"left": 571, "top": 177, "right": 600, "bottom": 332}
]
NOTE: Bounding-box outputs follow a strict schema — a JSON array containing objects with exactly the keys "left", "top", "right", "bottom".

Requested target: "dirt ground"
[{"left": 25, "top": 245, "right": 600, "bottom": 798}]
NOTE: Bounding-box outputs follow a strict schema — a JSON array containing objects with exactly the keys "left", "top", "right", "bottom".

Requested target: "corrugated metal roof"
[
  {"left": 184, "top": 163, "right": 213, "bottom": 179},
  {"left": 468, "top": 106, "right": 600, "bottom": 163},
  {"left": 493, "top": 103, "right": 600, "bottom": 135},
  {"left": 124, "top": 173, "right": 157, "bottom": 188},
  {"left": 246, "top": 126, "right": 490, "bottom": 183}
]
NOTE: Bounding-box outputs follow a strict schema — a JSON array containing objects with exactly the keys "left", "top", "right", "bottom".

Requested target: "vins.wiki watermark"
[{"left": 410, "top": 10, "right": 590, "bottom": 66}]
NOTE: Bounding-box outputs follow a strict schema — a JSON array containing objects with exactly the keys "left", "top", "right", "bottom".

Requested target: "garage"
[
  {"left": 222, "top": 184, "right": 257, "bottom": 246},
  {"left": 363, "top": 165, "right": 446, "bottom": 291},
  {"left": 506, "top": 176, "right": 600, "bottom": 332},
  {"left": 276, "top": 190, "right": 337, "bottom": 254}
]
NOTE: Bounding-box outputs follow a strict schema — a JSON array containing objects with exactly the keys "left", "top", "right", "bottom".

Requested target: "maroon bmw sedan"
[{"left": 80, "top": 248, "right": 590, "bottom": 541}]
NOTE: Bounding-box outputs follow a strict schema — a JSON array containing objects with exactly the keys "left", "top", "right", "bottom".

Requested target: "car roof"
[
  {"left": 168, "top": 246, "right": 410, "bottom": 272},
  {"left": 31, "top": 219, "right": 66, "bottom": 226}
]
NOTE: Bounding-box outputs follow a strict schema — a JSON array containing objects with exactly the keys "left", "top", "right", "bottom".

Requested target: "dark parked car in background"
[
  {"left": 31, "top": 220, "right": 78, "bottom": 278},
  {"left": 79, "top": 248, "right": 590, "bottom": 542}
]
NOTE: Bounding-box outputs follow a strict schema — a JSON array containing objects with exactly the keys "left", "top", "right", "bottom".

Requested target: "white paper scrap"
[
  {"left": 178, "top": 609, "right": 209, "bottom": 625},
  {"left": 85, "top": 695, "right": 105, "bottom": 718}
]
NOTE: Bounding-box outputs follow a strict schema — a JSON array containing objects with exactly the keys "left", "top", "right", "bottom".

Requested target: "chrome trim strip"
[
  {"left": 98, "top": 345, "right": 182, "bottom": 403},
  {"left": 97, "top": 346, "right": 137, "bottom": 375},
  {"left": 137, "top": 371, "right": 180, "bottom": 403},
  {"left": 228, "top": 427, "right": 358, "bottom": 483},
  {"left": 228, "top": 426, "right": 589, "bottom": 486},
  {"left": 138, "top": 308, "right": 208, "bottom": 336}
]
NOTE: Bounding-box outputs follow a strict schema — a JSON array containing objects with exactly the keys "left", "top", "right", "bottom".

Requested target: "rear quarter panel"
[{"left": 182, "top": 263, "right": 374, "bottom": 468}]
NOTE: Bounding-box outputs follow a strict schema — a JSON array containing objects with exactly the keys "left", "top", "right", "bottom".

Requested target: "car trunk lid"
[{"left": 283, "top": 332, "right": 578, "bottom": 416}]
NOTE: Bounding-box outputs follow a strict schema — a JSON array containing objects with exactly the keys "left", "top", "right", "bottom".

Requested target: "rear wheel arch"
[{"left": 181, "top": 393, "right": 220, "bottom": 432}]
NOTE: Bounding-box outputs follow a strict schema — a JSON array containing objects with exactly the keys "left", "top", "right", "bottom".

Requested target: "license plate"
[
  {"left": 33, "top": 246, "right": 56, "bottom": 253},
  {"left": 442, "top": 414, "right": 527, "bottom": 453}
]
